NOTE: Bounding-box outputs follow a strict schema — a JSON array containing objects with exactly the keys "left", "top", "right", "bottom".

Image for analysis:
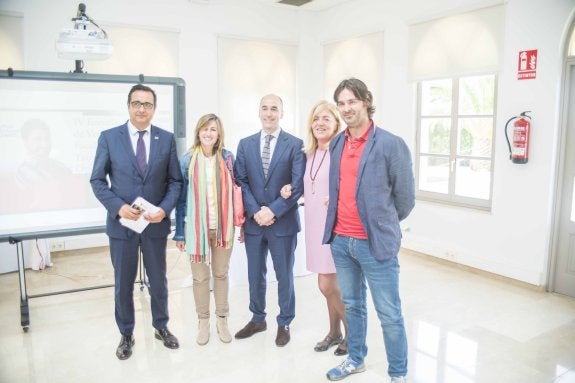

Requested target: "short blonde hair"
[
  {"left": 189, "top": 113, "right": 225, "bottom": 155},
  {"left": 303, "top": 101, "right": 341, "bottom": 155}
]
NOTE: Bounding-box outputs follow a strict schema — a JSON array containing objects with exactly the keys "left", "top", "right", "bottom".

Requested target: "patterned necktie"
[
  {"left": 136, "top": 130, "right": 147, "bottom": 176},
  {"left": 262, "top": 134, "right": 273, "bottom": 178}
]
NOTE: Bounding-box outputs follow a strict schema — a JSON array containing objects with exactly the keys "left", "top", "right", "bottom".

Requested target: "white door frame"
[{"left": 548, "top": 18, "right": 575, "bottom": 294}]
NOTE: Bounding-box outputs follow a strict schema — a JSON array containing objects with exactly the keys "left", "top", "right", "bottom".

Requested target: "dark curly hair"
[{"left": 333, "top": 78, "right": 375, "bottom": 118}]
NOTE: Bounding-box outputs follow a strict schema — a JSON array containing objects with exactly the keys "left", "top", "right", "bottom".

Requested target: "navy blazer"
[
  {"left": 234, "top": 130, "right": 305, "bottom": 237},
  {"left": 90, "top": 123, "right": 183, "bottom": 239},
  {"left": 322, "top": 124, "right": 415, "bottom": 260}
]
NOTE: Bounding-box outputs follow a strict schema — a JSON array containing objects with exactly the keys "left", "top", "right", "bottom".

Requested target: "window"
[
  {"left": 416, "top": 74, "right": 496, "bottom": 209},
  {"left": 0, "top": 13, "right": 24, "bottom": 70},
  {"left": 217, "top": 36, "right": 297, "bottom": 151},
  {"left": 569, "top": 23, "right": 575, "bottom": 56},
  {"left": 86, "top": 25, "right": 179, "bottom": 76},
  {"left": 323, "top": 32, "right": 384, "bottom": 105}
]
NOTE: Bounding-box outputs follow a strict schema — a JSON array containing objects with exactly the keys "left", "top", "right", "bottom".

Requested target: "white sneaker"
[{"left": 390, "top": 376, "right": 407, "bottom": 383}]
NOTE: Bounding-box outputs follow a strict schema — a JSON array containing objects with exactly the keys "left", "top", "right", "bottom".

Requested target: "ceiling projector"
[
  {"left": 55, "top": 3, "right": 113, "bottom": 61},
  {"left": 56, "top": 28, "right": 113, "bottom": 60}
]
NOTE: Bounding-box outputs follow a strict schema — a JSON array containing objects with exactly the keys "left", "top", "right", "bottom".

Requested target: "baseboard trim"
[{"left": 400, "top": 247, "right": 547, "bottom": 293}]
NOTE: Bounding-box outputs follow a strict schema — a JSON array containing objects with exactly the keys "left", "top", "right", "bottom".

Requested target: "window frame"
[{"left": 415, "top": 74, "right": 498, "bottom": 210}]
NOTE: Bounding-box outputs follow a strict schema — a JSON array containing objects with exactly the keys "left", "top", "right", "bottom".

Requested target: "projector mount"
[{"left": 72, "top": 3, "right": 107, "bottom": 38}]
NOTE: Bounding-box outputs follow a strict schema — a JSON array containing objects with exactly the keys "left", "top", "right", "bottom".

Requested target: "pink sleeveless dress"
[{"left": 304, "top": 149, "right": 336, "bottom": 274}]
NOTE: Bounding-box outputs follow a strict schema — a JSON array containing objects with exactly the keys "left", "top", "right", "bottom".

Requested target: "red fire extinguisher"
[{"left": 504, "top": 111, "right": 531, "bottom": 164}]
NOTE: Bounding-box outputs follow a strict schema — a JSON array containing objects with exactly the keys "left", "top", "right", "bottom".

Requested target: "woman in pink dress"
[{"left": 281, "top": 101, "right": 347, "bottom": 355}]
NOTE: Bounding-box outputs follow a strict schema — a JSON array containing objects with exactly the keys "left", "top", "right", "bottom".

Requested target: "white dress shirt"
[
  {"left": 128, "top": 121, "right": 150, "bottom": 163},
  {"left": 260, "top": 128, "right": 280, "bottom": 160}
]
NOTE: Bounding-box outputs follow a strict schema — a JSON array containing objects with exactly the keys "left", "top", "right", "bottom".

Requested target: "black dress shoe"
[
  {"left": 234, "top": 321, "right": 267, "bottom": 339},
  {"left": 155, "top": 328, "right": 179, "bottom": 349},
  {"left": 116, "top": 335, "right": 135, "bottom": 360},
  {"left": 275, "top": 325, "right": 290, "bottom": 347}
]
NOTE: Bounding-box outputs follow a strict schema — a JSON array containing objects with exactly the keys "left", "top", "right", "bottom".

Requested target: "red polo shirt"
[{"left": 334, "top": 122, "right": 373, "bottom": 239}]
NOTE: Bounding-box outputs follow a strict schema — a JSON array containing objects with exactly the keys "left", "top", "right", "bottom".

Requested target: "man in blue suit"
[
  {"left": 233, "top": 94, "right": 305, "bottom": 347},
  {"left": 323, "top": 79, "right": 415, "bottom": 382},
  {"left": 90, "top": 84, "right": 183, "bottom": 360}
]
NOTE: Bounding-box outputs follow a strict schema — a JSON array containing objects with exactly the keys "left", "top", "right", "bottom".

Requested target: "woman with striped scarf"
[{"left": 174, "top": 113, "right": 237, "bottom": 345}]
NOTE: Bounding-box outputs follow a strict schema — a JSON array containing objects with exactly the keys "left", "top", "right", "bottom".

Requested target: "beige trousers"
[{"left": 191, "top": 229, "right": 232, "bottom": 319}]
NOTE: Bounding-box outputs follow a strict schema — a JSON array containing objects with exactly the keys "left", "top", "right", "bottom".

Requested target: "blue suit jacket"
[
  {"left": 90, "top": 123, "right": 183, "bottom": 239},
  {"left": 234, "top": 130, "right": 305, "bottom": 236},
  {"left": 322, "top": 124, "right": 415, "bottom": 260}
]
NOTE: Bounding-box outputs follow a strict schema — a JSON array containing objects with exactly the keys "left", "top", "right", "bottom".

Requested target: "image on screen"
[{"left": 0, "top": 74, "right": 183, "bottom": 236}]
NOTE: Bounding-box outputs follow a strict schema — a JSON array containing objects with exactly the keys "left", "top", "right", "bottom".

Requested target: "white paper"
[{"left": 119, "top": 197, "right": 160, "bottom": 234}]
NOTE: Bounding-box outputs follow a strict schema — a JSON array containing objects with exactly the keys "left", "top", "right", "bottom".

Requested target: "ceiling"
[
  {"left": 259, "top": 0, "right": 353, "bottom": 10},
  {"left": 189, "top": 0, "right": 362, "bottom": 11}
]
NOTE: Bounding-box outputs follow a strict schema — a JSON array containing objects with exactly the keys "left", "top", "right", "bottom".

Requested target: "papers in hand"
[{"left": 119, "top": 197, "right": 160, "bottom": 234}]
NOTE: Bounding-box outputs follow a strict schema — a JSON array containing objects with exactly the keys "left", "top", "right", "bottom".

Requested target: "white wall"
[
  {"left": 0, "top": 0, "right": 301, "bottom": 272},
  {"left": 1, "top": 0, "right": 574, "bottom": 288},
  {"left": 306, "top": 0, "right": 574, "bottom": 286},
  {"left": 406, "top": 0, "right": 574, "bottom": 286}
]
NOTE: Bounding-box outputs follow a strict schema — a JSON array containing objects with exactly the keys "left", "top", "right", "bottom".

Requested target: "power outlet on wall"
[{"left": 50, "top": 241, "right": 65, "bottom": 252}]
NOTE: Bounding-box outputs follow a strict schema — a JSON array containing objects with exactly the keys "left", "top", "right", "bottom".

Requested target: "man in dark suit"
[
  {"left": 90, "top": 84, "right": 183, "bottom": 360},
  {"left": 233, "top": 94, "right": 305, "bottom": 346}
]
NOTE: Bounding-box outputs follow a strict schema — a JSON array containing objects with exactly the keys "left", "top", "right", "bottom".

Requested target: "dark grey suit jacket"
[{"left": 90, "top": 123, "right": 183, "bottom": 239}]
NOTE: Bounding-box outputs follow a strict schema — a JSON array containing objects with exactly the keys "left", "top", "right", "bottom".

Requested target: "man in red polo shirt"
[{"left": 323, "top": 78, "right": 415, "bottom": 382}]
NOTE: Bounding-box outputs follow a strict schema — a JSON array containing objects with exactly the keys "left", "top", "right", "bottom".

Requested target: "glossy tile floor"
[{"left": 1, "top": 246, "right": 574, "bottom": 383}]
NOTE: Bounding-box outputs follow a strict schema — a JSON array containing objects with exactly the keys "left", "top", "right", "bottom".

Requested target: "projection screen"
[{"left": 0, "top": 70, "right": 186, "bottom": 238}]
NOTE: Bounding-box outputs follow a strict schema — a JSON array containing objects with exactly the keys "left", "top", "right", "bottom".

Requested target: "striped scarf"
[{"left": 185, "top": 147, "right": 234, "bottom": 264}]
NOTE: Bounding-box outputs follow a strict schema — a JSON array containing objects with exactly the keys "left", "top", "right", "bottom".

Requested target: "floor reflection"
[{"left": 0, "top": 248, "right": 574, "bottom": 382}]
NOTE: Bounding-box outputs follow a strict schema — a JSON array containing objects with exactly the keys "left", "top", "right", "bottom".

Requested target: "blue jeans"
[{"left": 331, "top": 234, "right": 408, "bottom": 377}]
